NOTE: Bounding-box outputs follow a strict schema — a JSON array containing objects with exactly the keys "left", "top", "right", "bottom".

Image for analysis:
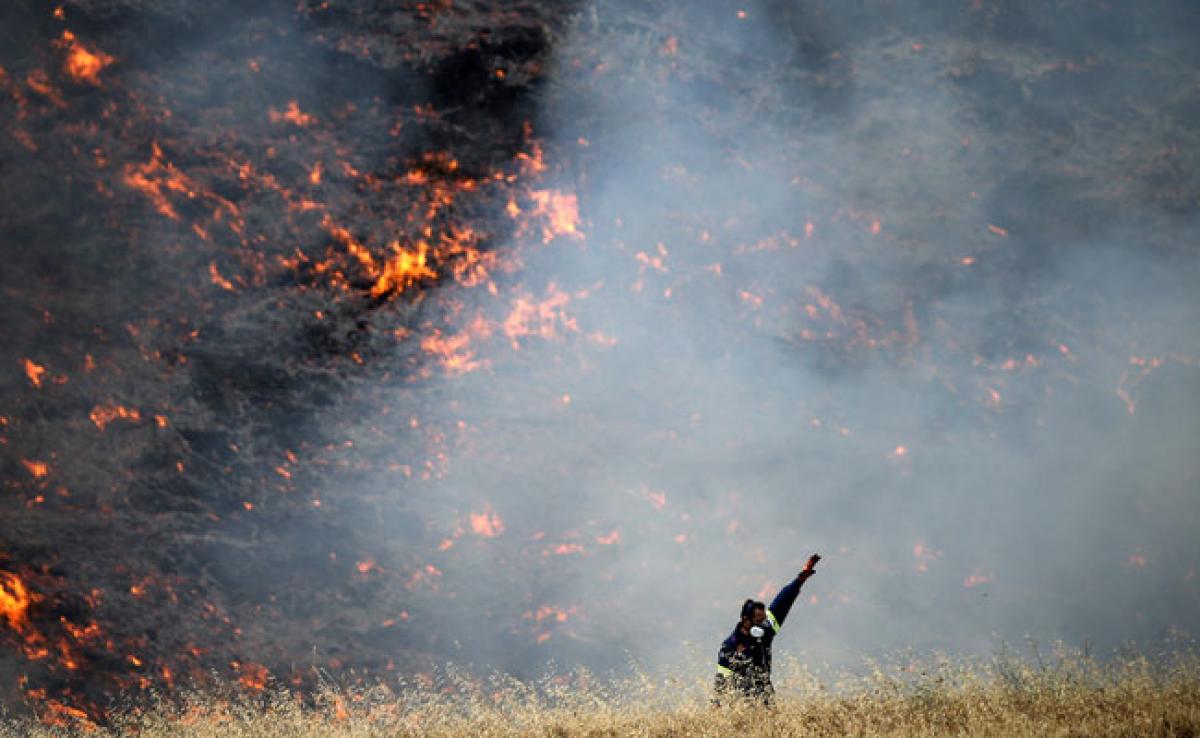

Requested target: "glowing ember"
[
  {"left": 23, "top": 359, "right": 46, "bottom": 388},
  {"left": 963, "top": 572, "right": 993, "bottom": 588},
  {"left": 122, "top": 143, "right": 193, "bottom": 220},
  {"left": 469, "top": 508, "right": 505, "bottom": 538},
  {"left": 22, "top": 460, "right": 50, "bottom": 479},
  {"left": 503, "top": 283, "right": 576, "bottom": 349},
  {"left": 595, "top": 530, "right": 620, "bottom": 545},
  {"left": 527, "top": 190, "right": 582, "bottom": 243},
  {"left": 913, "top": 542, "right": 942, "bottom": 573},
  {"left": 268, "top": 100, "right": 315, "bottom": 127},
  {"left": 89, "top": 403, "right": 142, "bottom": 431},
  {"left": 208, "top": 262, "right": 236, "bottom": 291},
  {"left": 355, "top": 559, "right": 379, "bottom": 574},
  {"left": 372, "top": 241, "right": 437, "bottom": 298},
  {"left": 234, "top": 661, "right": 270, "bottom": 691},
  {"left": 0, "top": 572, "right": 33, "bottom": 631},
  {"left": 58, "top": 31, "right": 114, "bottom": 85}
]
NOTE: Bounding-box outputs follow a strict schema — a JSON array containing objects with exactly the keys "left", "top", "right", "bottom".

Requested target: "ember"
[{"left": 57, "top": 31, "right": 114, "bottom": 86}]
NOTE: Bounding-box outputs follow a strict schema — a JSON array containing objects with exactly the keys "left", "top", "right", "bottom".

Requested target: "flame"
[
  {"left": 912, "top": 541, "right": 942, "bottom": 573},
  {"left": 595, "top": 530, "right": 621, "bottom": 545},
  {"left": 319, "top": 217, "right": 438, "bottom": 299},
  {"left": 24, "top": 69, "right": 65, "bottom": 107},
  {"left": 28, "top": 691, "right": 95, "bottom": 728},
  {"left": 420, "top": 318, "right": 491, "bottom": 375},
  {"left": 355, "top": 559, "right": 379, "bottom": 574},
  {"left": 372, "top": 241, "right": 437, "bottom": 298},
  {"left": 963, "top": 571, "right": 993, "bottom": 588},
  {"left": 503, "top": 283, "right": 576, "bottom": 349},
  {"left": 89, "top": 403, "right": 141, "bottom": 430},
  {"left": 527, "top": 190, "right": 581, "bottom": 242},
  {"left": 269, "top": 100, "right": 315, "bottom": 127},
  {"left": 525, "top": 604, "right": 577, "bottom": 623},
  {"left": 122, "top": 142, "right": 193, "bottom": 220},
  {"left": 58, "top": 30, "right": 114, "bottom": 85},
  {"left": 983, "top": 386, "right": 1002, "bottom": 410},
  {"left": 24, "top": 359, "right": 46, "bottom": 388},
  {"left": 469, "top": 508, "right": 504, "bottom": 538},
  {"left": 0, "top": 572, "right": 33, "bottom": 631},
  {"left": 208, "top": 262, "right": 236, "bottom": 291},
  {"left": 234, "top": 661, "right": 270, "bottom": 691},
  {"left": 22, "top": 459, "right": 50, "bottom": 478}
]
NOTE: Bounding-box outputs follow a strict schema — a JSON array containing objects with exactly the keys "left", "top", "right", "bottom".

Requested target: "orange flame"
[
  {"left": 234, "top": 661, "right": 270, "bottom": 691},
  {"left": 58, "top": 30, "right": 114, "bottom": 85},
  {"left": 269, "top": 100, "right": 315, "bottom": 127},
  {"left": 420, "top": 316, "right": 491, "bottom": 376},
  {"left": 527, "top": 190, "right": 581, "bottom": 243},
  {"left": 372, "top": 241, "right": 437, "bottom": 298},
  {"left": 33, "top": 695, "right": 95, "bottom": 728},
  {"left": 963, "top": 571, "right": 993, "bottom": 588},
  {"left": 503, "top": 283, "right": 575, "bottom": 349},
  {"left": 24, "top": 359, "right": 46, "bottom": 388},
  {"left": 122, "top": 142, "right": 193, "bottom": 220},
  {"left": 208, "top": 262, "right": 236, "bottom": 291},
  {"left": 355, "top": 559, "right": 379, "bottom": 574},
  {"left": 89, "top": 402, "right": 141, "bottom": 430},
  {"left": 525, "top": 604, "right": 577, "bottom": 623},
  {"left": 469, "top": 508, "right": 504, "bottom": 538},
  {"left": 0, "top": 571, "right": 34, "bottom": 631},
  {"left": 22, "top": 459, "right": 50, "bottom": 478},
  {"left": 912, "top": 541, "right": 942, "bottom": 573},
  {"left": 595, "top": 530, "right": 621, "bottom": 545}
]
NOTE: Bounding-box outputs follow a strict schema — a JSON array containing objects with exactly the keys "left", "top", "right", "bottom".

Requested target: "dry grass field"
[{"left": 3, "top": 646, "right": 1198, "bottom": 736}]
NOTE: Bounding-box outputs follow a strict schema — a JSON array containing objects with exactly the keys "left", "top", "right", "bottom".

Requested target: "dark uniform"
[{"left": 714, "top": 573, "right": 809, "bottom": 704}]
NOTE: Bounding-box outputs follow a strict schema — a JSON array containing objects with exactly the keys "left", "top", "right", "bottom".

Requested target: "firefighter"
[{"left": 714, "top": 553, "right": 820, "bottom": 705}]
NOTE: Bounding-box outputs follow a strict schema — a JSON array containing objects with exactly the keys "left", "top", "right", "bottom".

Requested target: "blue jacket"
[{"left": 716, "top": 575, "right": 808, "bottom": 680}]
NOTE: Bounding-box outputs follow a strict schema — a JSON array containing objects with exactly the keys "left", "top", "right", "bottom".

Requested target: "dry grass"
[{"left": 4, "top": 646, "right": 1199, "bottom": 736}]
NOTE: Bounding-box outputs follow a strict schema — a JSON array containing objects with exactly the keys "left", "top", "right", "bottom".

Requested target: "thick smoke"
[{"left": 402, "top": 0, "right": 1200, "bottom": 677}]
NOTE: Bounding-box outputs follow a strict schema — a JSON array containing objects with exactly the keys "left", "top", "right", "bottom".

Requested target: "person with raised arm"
[{"left": 714, "top": 553, "right": 821, "bottom": 705}]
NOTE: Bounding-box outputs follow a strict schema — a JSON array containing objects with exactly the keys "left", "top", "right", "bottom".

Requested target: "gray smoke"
[{"left": 398, "top": 0, "right": 1200, "bottom": 678}]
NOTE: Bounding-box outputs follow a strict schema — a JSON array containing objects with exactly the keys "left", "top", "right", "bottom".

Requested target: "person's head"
[{"left": 739, "top": 598, "right": 766, "bottom": 631}]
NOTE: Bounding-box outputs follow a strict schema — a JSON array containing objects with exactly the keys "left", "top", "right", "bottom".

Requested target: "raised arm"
[{"left": 766, "top": 554, "right": 820, "bottom": 630}]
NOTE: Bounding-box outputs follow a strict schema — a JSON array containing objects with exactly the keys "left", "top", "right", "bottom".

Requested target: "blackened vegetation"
[{"left": 0, "top": 0, "right": 567, "bottom": 721}]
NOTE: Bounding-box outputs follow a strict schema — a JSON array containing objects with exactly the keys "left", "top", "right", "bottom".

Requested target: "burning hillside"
[{"left": 2, "top": 0, "right": 1200, "bottom": 727}]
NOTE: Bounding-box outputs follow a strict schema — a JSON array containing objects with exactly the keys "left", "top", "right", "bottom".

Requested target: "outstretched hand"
[{"left": 800, "top": 553, "right": 821, "bottom": 578}]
